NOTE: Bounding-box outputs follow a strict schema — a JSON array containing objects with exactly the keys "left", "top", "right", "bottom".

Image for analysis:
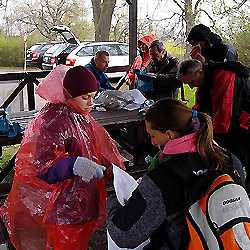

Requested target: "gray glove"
[{"left": 73, "top": 157, "right": 106, "bottom": 182}]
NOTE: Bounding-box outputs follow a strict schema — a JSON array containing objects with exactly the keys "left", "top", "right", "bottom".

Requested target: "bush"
[{"left": 0, "top": 36, "right": 26, "bottom": 67}]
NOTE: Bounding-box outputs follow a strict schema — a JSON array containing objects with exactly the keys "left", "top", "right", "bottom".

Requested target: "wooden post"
[
  {"left": 126, "top": 0, "right": 137, "bottom": 90},
  {"left": 27, "top": 80, "right": 35, "bottom": 111},
  {"left": 128, "top": 0, "right": 137, "bottom": 66}
]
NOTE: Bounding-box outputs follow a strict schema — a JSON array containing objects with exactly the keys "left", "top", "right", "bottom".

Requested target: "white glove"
[
  {"left": 73, "top": 157, "right": 106, "bottom": 182},
  {"left": 125, "top": 75, "right": 131, "bottom": 85},
  {"left": 93, "top": 164, "right": 106, "bottom": 179}
]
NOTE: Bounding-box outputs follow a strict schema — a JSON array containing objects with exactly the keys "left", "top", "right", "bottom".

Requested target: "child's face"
[
  {"left": 74, "top": 91, "right": 97, "bottom": 112},
  {"left": 145, "top": 121, "right": 170, "bottom": 149}
]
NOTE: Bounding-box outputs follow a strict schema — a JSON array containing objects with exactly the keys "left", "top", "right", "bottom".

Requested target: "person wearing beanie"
[
  {"left": 187, "top": 24, "right": 238, "bottom": 63},
  {"left": 85, "top": 50, "right": 115, "bottom": 91},
  {"left": 0, "top": 65, "right": 125, "bottom": 249},
  {"left": 125, "top": 34, "right": 156, "bottom": 87}
]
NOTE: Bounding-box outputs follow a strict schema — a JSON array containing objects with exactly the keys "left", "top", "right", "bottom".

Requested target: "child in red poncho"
[{"left": 0, "top": 65, "right": 125, "bottom": 249}]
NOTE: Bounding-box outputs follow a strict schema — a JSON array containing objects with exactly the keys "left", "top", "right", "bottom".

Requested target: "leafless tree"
[
  {"left": 140, "top": 0, "right": 249, "bottom": 58},
  {"left": 1, "top": 0, "right": 93, "bottom": 40}
]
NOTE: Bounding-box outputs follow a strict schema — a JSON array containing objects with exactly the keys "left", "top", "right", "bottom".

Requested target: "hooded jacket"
[
  {"left": 187, "top": 24, "right": 238, "bottom": 62},
  {"left": 126, "top": 34, "right": 156, "bottom": 84},
  {"left": 0, "top": 65, "right": 124, "bottom": 249}
]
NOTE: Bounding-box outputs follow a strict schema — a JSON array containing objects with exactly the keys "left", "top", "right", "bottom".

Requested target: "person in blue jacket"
[{"left": 85, "top": 50, "right": 115, "bottom": 92}]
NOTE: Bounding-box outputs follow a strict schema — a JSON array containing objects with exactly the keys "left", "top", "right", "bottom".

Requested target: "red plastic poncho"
[{"left": 0, "top": 65, "right": 125, "bottom": 249}]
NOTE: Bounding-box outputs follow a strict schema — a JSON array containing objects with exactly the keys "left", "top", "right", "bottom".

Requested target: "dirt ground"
[{"left": 88, "top": 223, "right": 108, "bottom": 250}]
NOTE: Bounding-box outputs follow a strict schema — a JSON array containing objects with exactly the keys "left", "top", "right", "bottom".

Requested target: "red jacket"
[
  {"left": 193, "top": 62, "right": 250, "bottom": 134},
  {"left": 126, "top": 34, "right": 156, "bottom": 84}
]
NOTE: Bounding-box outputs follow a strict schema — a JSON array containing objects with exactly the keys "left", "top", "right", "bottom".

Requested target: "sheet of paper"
[
  {"left": 113, "top": 164, "right": 138, "bottom": 206},
  {"left": 124, "top": 103, "right": 141, "bottom": 111},
  {"left": 124, "top": 89, "right": 146, "bottom": 104},
  {"left": 109, "top": 165, "right": 150, "bottom": 249}
]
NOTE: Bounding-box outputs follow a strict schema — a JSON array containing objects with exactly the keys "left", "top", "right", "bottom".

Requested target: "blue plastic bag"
[
  {"left": 0, "top": 108, "right": 24, "bottom": 137},
  {"left": 0, "top": 108, "right": 10, "bottom": 134},
  {"left": 134, "top": 69, "right": 156, "bottom": 92}
]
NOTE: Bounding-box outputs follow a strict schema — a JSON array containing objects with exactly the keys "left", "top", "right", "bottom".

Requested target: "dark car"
[
  {"left": 26, "top": 41, "right": 62, "bottom": 69},
  {"left": 42, "top": 43, "right": 77, "bottom": 70}
]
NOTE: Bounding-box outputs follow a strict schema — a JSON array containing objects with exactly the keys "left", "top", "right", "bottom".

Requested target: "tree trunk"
[
  {"left": 184, "top": 0, "right": 194, "bottom": 58},
  {"left": 91, "top": 0, "right": 116, "bottom": 41}
]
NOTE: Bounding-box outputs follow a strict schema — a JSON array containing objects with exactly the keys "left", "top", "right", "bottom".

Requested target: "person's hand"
[
  {"left": 147, "top": 72, "right": 157, "bottom": 77},
  {"left": 194, "top": 53, "right": 205, "bottom": 63},
  {"left": 190, "top": 44, "right": 201, "bottom": 59},
  {"left": 73, "top": 157, "right": 106, "bottom": 182},
  {"left": 125, "top": 75, "right": 131, "bottom": 85},
  {"left": 92, "top": 164, "right": 106, "bottom": 179}
]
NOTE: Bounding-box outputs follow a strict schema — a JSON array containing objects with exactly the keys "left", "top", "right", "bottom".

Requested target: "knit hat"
[{"left": 63, "top": 66, "right": 99, "bottom": 98}]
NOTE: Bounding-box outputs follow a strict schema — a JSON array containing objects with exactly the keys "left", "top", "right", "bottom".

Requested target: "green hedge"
[{"left": 0, "top": 36, "right": 26, "bottom": 67}]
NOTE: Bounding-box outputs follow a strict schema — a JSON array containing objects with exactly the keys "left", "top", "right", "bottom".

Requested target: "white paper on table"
[
  {"left": 112, "top": 164, "right": 138, "bottom": 206},
  {"left": 124, "top": 103, "right": 141, "bottom": 111},
  {"left": 124, "top": 89, "right": 146, "bottom": 104}
]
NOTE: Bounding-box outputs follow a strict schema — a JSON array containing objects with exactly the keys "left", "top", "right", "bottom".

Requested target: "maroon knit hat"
[{"left": 63, "top": 66, "right": 99, "bottom": 98}]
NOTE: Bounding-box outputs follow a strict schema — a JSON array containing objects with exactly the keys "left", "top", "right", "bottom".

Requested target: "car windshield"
[
  {"left": 119, "top": 45, "right": 129, "bottom": 56},
  {"left": 46, "top": 44, "right": 66, "bottom": 55},
  {"left": 96, "top": 44, "right": 119, "bottom": 56},
  {"left": 28, "top": 44, "right": 40, "bottom": 51},
  {"left": 40, "top": 44, "right": 54, "bottom": 51},
  {"left": 63, "top": 45, "right": 77, "bottom": 54},
  {"left": 76, "top": 46, "right": 95, "bottom": 57}
]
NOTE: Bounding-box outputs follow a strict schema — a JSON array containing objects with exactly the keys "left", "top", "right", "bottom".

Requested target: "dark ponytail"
[{"left": 196, "top": 112, "right": 228, "bottom": 170}]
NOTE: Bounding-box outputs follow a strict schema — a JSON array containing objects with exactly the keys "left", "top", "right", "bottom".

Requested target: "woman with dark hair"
[{"left": 106, "top": 98, "right": 244, "bottom": 249}]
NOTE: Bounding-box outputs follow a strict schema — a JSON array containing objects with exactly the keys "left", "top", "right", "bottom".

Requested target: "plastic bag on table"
[
  {"left": 94, "top": 90, "right": 135, "bottom": 110},
  {"left": 133, "top": 69, "right": 156, "bottom": 92}
]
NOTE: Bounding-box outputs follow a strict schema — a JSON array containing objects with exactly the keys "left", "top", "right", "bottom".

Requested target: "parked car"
[
  {"left": 26, "top": 41, "right": 62, "bottom": 69},
  {"left": 42, "top": 43, "right": 78, "bottom": 70},
  {"left": 42, "top": 25, "right": 81, "bottom": 70},
  {"left": 66, "top": 41, "right": 129, "bottom": 78}
]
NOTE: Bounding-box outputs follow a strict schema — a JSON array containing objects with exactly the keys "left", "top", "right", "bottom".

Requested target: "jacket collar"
[{"left": 162, "top": 132, "right": 198, "bottom": 155}]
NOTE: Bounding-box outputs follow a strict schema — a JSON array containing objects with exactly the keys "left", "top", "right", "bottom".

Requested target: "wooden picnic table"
[{"left": 0, "top": 108, "right": 148, "bottom": 183}]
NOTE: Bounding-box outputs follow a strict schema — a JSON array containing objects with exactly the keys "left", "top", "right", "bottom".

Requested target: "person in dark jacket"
[
  {"left": 106, "top": 98, "right": 244, "bottom": 249},
  {"left": 85, "top": 50, "right": 115, "bottom": 91},
  {"left": 187, "top": 24, "right": 238, "bottom": 63},
  {"left": 144, "top": 40, "right": 182, "bottom": 101},
  {"left": 178, "top": 59, "right": 250, "bottom": 189}
]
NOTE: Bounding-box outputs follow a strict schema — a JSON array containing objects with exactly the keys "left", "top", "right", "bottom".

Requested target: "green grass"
[{"left": 0, "top": 145, "right": 20, "bottom": 169}]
